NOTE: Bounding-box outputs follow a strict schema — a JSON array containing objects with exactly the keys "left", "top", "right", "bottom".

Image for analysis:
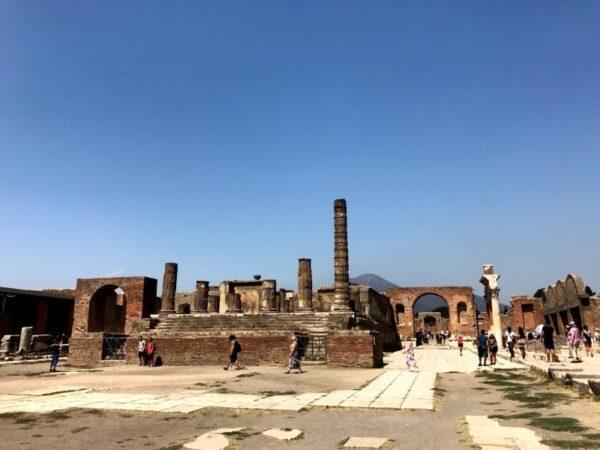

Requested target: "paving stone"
[
  {"left": 344, "top": 437, "right": 389, "bottom": 448},
  {"left": 20, "top": 386, "right": 88, "bottom": 396},
  {"left": 262, "top": 428, "right": 303, "bottom": 440},
  {"left": 183, "top": 432, "right": 230, "bottom": 450}
]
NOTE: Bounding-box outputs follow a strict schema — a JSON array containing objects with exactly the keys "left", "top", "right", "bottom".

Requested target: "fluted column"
[
  {"left": 297, "top": 258, "right": 313, "bottom": 311},
  {"left": 192, "top": 280, "right": 209, "bottom": 312},
  {"left": 159, "top": 262, "right": 177, "bottom": 314},
  {"left": 332, "top": 199, "right": 352, "bottom": 311}
]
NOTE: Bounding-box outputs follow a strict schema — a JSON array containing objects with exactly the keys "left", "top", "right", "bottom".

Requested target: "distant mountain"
[{"left": 350, "top": 274, "right": 398, "bottom": 292}]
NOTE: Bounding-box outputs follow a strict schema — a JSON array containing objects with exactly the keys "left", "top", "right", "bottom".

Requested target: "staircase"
[{"left": 153, "top": 313, "right": 337, "bottom": 334}]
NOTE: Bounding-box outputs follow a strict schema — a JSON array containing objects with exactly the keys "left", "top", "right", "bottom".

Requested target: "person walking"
[
  {"left": 505, "top": 327, "right": 516, "bottom": 360},
  {"left": 137, "top": 336, "right": 146, "bottom": 366},
  {"left": 145, "top": 337, "right": 157, "bottom": 367},
  {"left": 457, "top": 335, "right": 464, "bottom": 356},
  {"left": 488, "top": 334, "right": 498, "bottom": 365},
  {"left": 477, "top": 330, "right": 489, "bottom": 366},
  {"left": 406, "top": 342, "right": 419, "bottom": 371},
  {"left": 49, "top": 338, "right": 61, "bottom": 372},
  {"left": 567, "top": 323, "right": 582, "bottom": 362},
  {"left": 517, "top": 327, "right": 527, "bottom": 361},
  {"left": 583, "top": 325, "right": 594, "bottom": 357},
  {"left": 224, "top": 335, "right": 242, "bottom": 370},
  {"left": 541, "top": 319, "right": 556, "bottom": 362},
  {"left": 284, "top": 334, "right": 303, "bottom": 374}
]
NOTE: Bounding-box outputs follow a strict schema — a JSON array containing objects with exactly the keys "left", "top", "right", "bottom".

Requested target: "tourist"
[
  {"left": 567, "top": 322, "right": 581, "bottom": 362},
  {"left": 145, "top": 337, "right": 156, "bottom": 367},
  {"left": 284, "top": 334, "right": 303, "bottom": 374},
  {"left": 541, "top": 319, "right": 556, "bottom": 362},
  {"left": 477, "top": 330, "right": 488, "bottom": 366},
  {"left": 517, "top": 327, "right": 527, "bottom": 361},
  {"left": 137, "top": 335, "right": 146, "bottom": 366},
  {"left": 582, "top": 325, "right": 593, "bottom": 358},
  {"left": 224, "top": 334, "right": 242, "bottom": 371},
  {"left": 505, "top": 326, "right": 516, "bottom": 360},
  {"left": 416, "top": 329, "right": 423, "bottom": 347},
  {"left": 406, "top": 342, "right": 419, "bottom": 371},
  {"left": 49, "top": 337, "right": 61, "bottom": 372},
  {"left": 457, "top": 335, "right": 464, "bottom": 356},
  {"left": 488, "top": 333, "right": 498, "bottom": 365}
]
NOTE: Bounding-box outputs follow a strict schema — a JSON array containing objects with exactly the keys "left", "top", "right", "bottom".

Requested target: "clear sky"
[{"left": 1, "top": 1, "right": 599, "bottom": 302}]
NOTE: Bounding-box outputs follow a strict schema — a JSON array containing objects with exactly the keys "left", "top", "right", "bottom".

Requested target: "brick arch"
[
  {"left": 72, "top": 276, "right": 157, "bottom": 336},
  {"left": 385, "top": 286, "right": 478, "bottom": 339},
  {"left": 87, "top": 284, "right": 125, "bottom": 333}
]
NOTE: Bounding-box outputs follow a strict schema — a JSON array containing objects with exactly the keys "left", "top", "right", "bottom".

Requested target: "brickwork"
[
  {"left": 326, "top": 331, "right": 383, "bottom": 368},
  {"left": 68, "top": 334, "right": 104, "bottom": 366},
  {"left": 511, "top": 296, "right": 543, "bottom": 331},
  {"left": 386, "top": 286, "right": 477, "bottom": 338},
  {"left": 72, "top": 277, "right": 157, "bottom": 336}
]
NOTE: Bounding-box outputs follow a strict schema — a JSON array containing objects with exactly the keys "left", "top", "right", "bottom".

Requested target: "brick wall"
[
  {"left": 68, "top": 334, "right": 103, "bottom": 366},
  {"left": 327, "top": 331, "right": 382, "bottom": 368},
  {"left": 511, "top": 296, "right": 543, "bottom": 331}
]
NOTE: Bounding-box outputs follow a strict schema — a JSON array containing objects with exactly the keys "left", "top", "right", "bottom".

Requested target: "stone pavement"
[
  {"left": 465, "top": 415, "right": 549, "bottom": 450},
  {"left": 0, "top": 347, "right": 520, "bottom": 416}
]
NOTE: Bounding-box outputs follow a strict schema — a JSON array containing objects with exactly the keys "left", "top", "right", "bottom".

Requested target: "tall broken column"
[
  {"left": 159, "top": 262, "right": 178, "bottom": 315},
  {"left": 332, "top": 198, "right": 352, "bottom": 312},
  {"left": 297, "top": 258, "right": 313, "bottom": 311},
  {"left": 192, "top": 280, "right": 209, "bottom": 312},
  {"left": 18, "top": 326, "right": 33, "bottom": 354},
  {"left": 479, "top": 264, "right": 502, "bottom": 340},
  {"left": 261, "top": 279, "right": 277, "bottom": 312}
]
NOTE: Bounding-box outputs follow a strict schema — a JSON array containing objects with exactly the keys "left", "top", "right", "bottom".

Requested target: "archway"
[
  {"left": 87, "top": 285, "right": 126, "bottom": 333},
  {"left": 413, "top": 294, "right": 449, "bottom": 336},
  {"left": 395, "top": 304, "right": 405, "bottom": 324}
]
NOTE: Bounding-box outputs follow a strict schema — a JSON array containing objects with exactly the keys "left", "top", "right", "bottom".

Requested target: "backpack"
[{"left": 235, "top": 341, "right": 242, "bottom": 353}]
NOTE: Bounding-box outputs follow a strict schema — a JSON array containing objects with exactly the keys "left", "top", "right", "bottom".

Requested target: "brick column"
[
  {"left": 192, "top": 281, "right": 209, "bottom": 312},
  {"left": 207, "top": 295, "right": 220, "bottom": 313},
  {"left": 160, "top": 262, "right": 177, "bottom": 315},
  {"left": 297, "top": 258, "right": 313, "bottom": 311},
  {"left": 332, "top": 199, "right": 352, "bottom": 311}
]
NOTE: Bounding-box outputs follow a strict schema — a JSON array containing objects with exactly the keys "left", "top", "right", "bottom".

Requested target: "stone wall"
[
  {"left": 511, "top": 296, "right": 543, "bottom": 331},
  {"left": 68, "top": 334, "right": 104, "bottom": 366}
]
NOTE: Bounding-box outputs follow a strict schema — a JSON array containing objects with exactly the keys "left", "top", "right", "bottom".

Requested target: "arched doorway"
[
  {"left": 87, "top": 285, "right": 126, "bottom": 333},
  {"left": 413, "top": 294, "right": 449, "bottom": 336}
]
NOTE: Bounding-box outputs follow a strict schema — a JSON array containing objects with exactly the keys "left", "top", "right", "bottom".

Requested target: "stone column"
[
  {"left": 297, "top": 258, "right": 313, "bottom": 311},
  {"left": 479, "top": 264, "right": 502, "bottom": 340},
  {"left": 226, "top": 293, "right": 242, "bottom": 313},
  {"left": 219, "top": 282, "right": 230, "bottom": 314},
  {"left": 192, "top": 280, "right": 209, "bottom": 312},
  {"left": 332, "top": 199, "right": 352, "bottom": 311},
  {"left": 160, "top": 262, "right": 177, "bottom": 315},
  {"left": 18, "top": 326, "right": 33, "bottom": 354},
  {"left": 207, "top": 295, "right": 220, "bottom": 313},
  {"left": 261, "top": 280, "right": 277, "bottom": 312}
]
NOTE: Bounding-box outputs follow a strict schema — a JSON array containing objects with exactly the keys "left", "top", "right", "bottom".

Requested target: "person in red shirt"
[
  {"left": 145, "top": 337, "right": 157, "bottom": 367},
  {"left": 457, "top": 335, "right": 464, "bottom": 356}
]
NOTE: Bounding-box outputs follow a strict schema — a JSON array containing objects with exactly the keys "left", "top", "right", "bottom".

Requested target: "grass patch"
[
  {"left": 529, "top": 416, "right": 588, "bottom": 432},
  {"left": 32, "top": 434, "right": 43, "bottom": 438},
  {"left": 337, "top": 437, "right": 350, "bottom": 448},
  {"left": 160, "top": 445, "right": 183, "bottom": 450},
  {"left": 222, "top": 429, "right": 255, "bottom": 441},
  {"left": 516, "top": 402, "right": 551, "bottom": 409},
  {"left": 541, "top": 439, "right": 600, "bottom": 448},
  {"left": 70, "top": 427, "right": 89, "bottom": 433},
  {"left": 45, "top": 411, "right": 71, "bottom": 422},
  {"left": 583, "top": 433, "right": 600, "bottom": 440},
  {"left": 80, "top": 409, "right": 105, "bottom": 416},
  {"left": 236, "top": 372, "right": 259, "bottom": 378},
  {"left": 489, "top": 411, "right": 542, "bottom": 420},
  {"left": 481, "top": 402, "right": 501, "bottom": 405},
  {"left": 259, "top": 390, "right": 298, "bottom": 396}
]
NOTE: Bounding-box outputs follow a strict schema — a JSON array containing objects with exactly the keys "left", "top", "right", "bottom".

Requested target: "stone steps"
[{"left": 153, "top": 314, "right": 335, "bottom": 333}]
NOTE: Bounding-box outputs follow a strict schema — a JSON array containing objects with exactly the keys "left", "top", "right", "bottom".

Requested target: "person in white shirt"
[
  {"left": 137, "top": 336, "right": 146, "bottom": 366},
  {"left": 505, "top": 327, "right": 516, "bottom": 360}
]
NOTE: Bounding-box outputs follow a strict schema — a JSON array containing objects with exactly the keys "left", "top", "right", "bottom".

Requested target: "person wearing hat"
[{"left": 567, "top": 322, "right": 581, "bottom": 362}]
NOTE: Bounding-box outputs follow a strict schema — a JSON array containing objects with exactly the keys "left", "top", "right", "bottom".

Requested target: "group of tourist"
[
  {"left": 473, "top": 330, "right": 500, "bottom": 366},
  {"left": 415, "top": 329, "right": 451, "bottom": 346},
  {"left": 504, "top": 320, "right": 597, "bottom": 363},
  {"left": 137, "top": 336, "right": 158, "bottom": 367}
]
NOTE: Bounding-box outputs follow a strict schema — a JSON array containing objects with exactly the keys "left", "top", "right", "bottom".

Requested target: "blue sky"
[{"left": 1, "top": 1, "right": 599, "bottom": 301}]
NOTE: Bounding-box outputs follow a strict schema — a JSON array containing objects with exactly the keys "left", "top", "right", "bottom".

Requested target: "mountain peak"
[{"left": 350, "top": 273, "right": 398, "bottom": 292}]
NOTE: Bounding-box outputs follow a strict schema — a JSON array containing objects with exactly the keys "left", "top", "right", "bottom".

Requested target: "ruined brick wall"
[
  {"left": 511, "top": 296, "right": 543, "bottom": 331},
  {"left": 124, "top": 334, "right": 290, "bottom": 366},
  {"left": 68, "top": 334, "right": 103, "bottom": 366},
  {"left": 386, "top": 287, "right": 477, "bottom": 339},
  {"left": 72, "top": 277, "right": 157, "bottom": 336},
  {"left": 326, "top": 331, "right": 382, "bottom": 368}
]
